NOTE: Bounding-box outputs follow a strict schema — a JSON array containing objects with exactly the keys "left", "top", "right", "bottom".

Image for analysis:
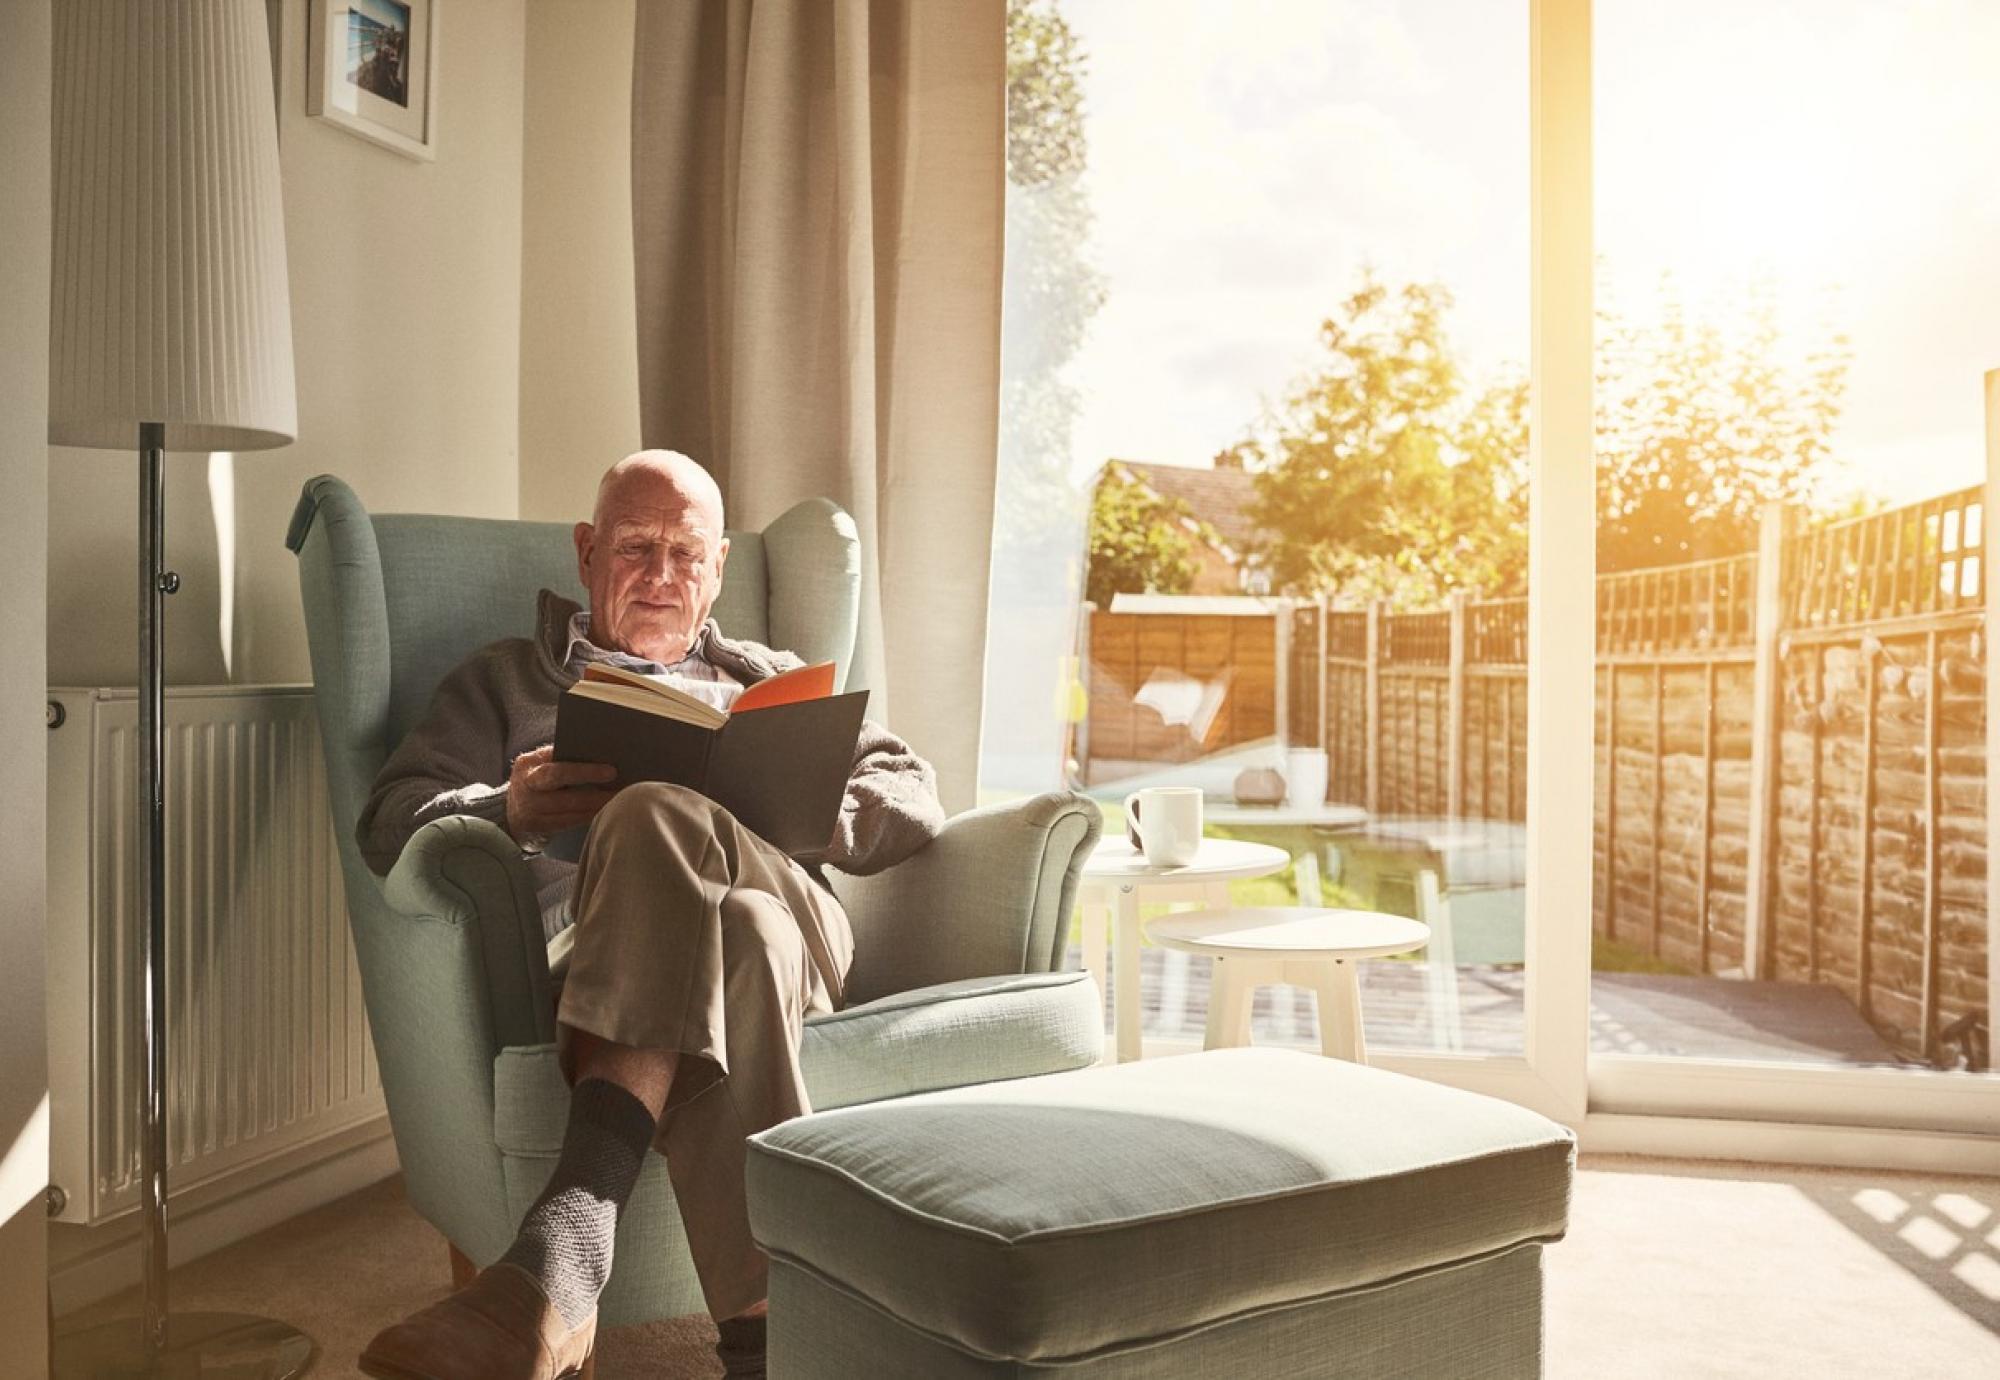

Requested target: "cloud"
[
  {"left": 1064, "top": 0, "right": 1528, "bottom": 470},
  {"left": 1053, "top": 0, "right": 1998, "bottom": 503}
]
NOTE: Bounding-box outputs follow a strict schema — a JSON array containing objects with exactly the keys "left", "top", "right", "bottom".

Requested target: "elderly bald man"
[{"left": 357, "top": 452, "right": 943, "bottom": 1380}]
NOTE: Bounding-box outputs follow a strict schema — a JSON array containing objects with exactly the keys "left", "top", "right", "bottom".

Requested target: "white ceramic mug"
[
  {"left": 1286, "top": 748, "right": 1329, "bottom": 808},
  {"left": 1123, "top": 786, "right": 1203, "bottom": 867}
]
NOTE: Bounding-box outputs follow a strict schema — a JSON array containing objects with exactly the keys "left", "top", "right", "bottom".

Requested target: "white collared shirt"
[{"left": 562, "top": 611, "right": 744, "bottom": 713}]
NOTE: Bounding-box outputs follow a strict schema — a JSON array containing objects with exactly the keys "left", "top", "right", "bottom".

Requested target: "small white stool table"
[
  {"left": 1144, "top": 907, "right": 1431, "bottom": 1063},
  {"left": 1077, "top": 837, "right": 1290, "bottom": 1063}
]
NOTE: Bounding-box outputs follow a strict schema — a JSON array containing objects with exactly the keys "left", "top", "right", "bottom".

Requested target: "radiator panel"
[{"left": 48, "top": 686, "right": 383, "bottom": 1226}]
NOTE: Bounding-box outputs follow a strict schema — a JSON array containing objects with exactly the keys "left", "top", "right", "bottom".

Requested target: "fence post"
[
  {"left": 1074, "top": 602, "right": 1094, "bottom": 780},
  {"left": 1274, "top": 599, "right": 1292, "bottom": 754},
  {"left": 1741, "top": 502, "right": 1790, "bottom": 982},
  {"left": 1920, "top": 628, "right": 1941, "bottom": 1059},
  {"left": 1365, "top": 599, "right": 1383, "bottom": 814},
  {"left": 1986, "top": 367, "right": 2000, "bottom": 1071},
  {"left": 1856, "top": 645, "right": 1879, "bottom": 1017},
  {"left": 1315, "top": 593, "right": 1330, "bottom": 755},
  {"left": 1447, "top": 591, "right": 1468, "bottom": 820}
]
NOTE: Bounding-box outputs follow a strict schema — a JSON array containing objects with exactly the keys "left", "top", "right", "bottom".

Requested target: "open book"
[{"left": 550, "top": 661, "right": 868, "bottom": 857}]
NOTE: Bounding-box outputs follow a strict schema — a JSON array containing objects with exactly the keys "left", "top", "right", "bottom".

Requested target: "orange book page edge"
[{"left": 732, "top": 661, "right": 836, "bottom": 714}]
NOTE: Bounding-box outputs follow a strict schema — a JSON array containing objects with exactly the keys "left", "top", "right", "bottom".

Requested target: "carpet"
[{"left": 60, "top": 1157, "right": 2000, "bottom": 1377}]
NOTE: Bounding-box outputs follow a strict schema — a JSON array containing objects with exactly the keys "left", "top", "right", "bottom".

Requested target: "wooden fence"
[
  {"left": 1078, "top": 607, "right": 1276, "bottom": 774},
  {"left": 1078, "top": 485, "right": 1989, "bottom": 1063}
]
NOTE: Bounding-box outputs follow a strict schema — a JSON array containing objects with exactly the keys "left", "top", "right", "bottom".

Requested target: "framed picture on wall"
[{"left": 307, "top": 0, "right": 438, "bottom": 160}]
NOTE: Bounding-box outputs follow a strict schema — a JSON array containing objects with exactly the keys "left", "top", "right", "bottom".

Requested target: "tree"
[
  {"left": 1236, "top": 268, "right": 1850, "bottom": 602},
  {"left": 1238, "top": 275, "right": 1529, "bottom": 603},
  {"left": 1007, "top": 0, "right": 1088, "bottom": 187},
  {"left": 984, "top": 2, "right": 1107, "bottom": 794},
  {"left": 1595, "top": 278, "right": 1850, "bottom": 571},
  {"left": 1085, "top": 469, "right": 1210, "bottom": 607},
  {"left": 996, "top": 0, "right": 1106, "bottom": 556}
]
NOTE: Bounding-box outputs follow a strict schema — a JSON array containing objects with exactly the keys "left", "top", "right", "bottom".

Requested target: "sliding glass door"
[
  {"left": 983, "top": 0, "right": 1998, "bottom": 1145},
  {"left": 1585, "top": 0, "right": 2000, "bottom": 1133}
]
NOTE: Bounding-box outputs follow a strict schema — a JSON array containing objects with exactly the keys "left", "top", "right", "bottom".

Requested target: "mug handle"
[{"left": 1123, "top": 792, "right": 1146, "bottom": 852}]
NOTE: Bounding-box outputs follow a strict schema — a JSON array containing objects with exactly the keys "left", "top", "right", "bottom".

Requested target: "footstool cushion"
[{"left": 746, "top": 1047, "right": 1574, "bottom": 1375}]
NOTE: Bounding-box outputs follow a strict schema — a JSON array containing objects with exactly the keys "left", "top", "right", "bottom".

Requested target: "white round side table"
[
  {"left": 1144, "top": 907, "right": 1432, "bottom": 1064},
  {"left": 1077, "top": 837, "right": 1290, "bottom": 1063}
]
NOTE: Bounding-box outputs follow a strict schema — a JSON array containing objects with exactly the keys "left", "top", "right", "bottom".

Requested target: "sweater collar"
[
  {"left": 532, "top": 588, "right": 783, "bottom": 685},
  {"left": 559, "top": 608, "right": 720, "bottom": 677}
]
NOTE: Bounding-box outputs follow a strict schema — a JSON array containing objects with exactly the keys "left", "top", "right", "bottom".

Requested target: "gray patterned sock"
[{"left": 498, "top": 1078, "right": 658, "bottom": 1328}]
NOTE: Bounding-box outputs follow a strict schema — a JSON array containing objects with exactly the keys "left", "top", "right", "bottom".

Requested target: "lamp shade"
[{"left": 49, "top": 0, "right": 297, "bottom": 452}]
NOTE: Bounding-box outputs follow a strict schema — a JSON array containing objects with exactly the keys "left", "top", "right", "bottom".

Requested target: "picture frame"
[{"left": 307, "top": 0, "right": 438, "bottom": 161}]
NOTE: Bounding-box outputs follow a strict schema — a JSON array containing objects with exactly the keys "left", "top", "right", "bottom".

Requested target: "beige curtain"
[{"left": 631, "top": 0, "right": 1005, "bottom": 813}]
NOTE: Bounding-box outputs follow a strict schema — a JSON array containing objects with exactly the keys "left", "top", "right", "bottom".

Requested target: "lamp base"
[{"left": 54, "top": 1312, "right": 314, "bottom": 1379}]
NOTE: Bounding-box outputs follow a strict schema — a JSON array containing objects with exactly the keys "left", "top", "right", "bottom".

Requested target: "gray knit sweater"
[{"left": 356, "top": 590, "right": 946, "bottom": 907}]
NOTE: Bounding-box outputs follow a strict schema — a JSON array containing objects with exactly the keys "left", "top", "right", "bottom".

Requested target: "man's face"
[{"left": 574, "top": 466, "right": 729, "bottom": 664}]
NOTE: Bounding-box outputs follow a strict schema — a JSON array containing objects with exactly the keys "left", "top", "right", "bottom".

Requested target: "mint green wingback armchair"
[{"left": 286, "top": 475, "right": 1103, "bottom": 1324}]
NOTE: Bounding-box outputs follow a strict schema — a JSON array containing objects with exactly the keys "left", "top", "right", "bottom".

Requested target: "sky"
[{"left": 1054, "top": 0, "right": 2000, "bottom": 506}]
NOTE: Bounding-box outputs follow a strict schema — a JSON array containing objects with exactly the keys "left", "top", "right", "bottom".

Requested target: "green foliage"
[
  {"left": 1595, "top": 279, "right": 1851, "bottom": 571},
  {"left": 1239, "top": 276, "right": 1530, "bottom": 603},
  {"left": 1085, "top": 470, "right": 1209, "bottom": 607},
  {"left": 996, "top": 0, "right": 1106, "bottom": 564},
  {"left": 1592, "top": 932, "right": 1695, "bottom": 976},
  {"left": 1007, "top": 0, "right": 1088, "bottom": 187},
  {"left": 1239, "top": 269, "right": 1851, "bottom": 598}
]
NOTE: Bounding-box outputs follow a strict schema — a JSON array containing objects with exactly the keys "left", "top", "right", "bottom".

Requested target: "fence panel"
[
  {"left": 1081, "top": 609, "right": 1276, "bottom": 783},
  {"left": 1786, "top": 484, "right": 1984, "bottom": 629},
  {"left": 1378, "top": 610, "right": 1453, "bottom": 814},
  {"left": 1324, "top": 610, "right": 1370, "bottom": 806},
  {"left": 1598, "top": 553, "right": 1758, "bottom": 656},
  {"left": 1463, "top": 598, "right": 1527, "bottom": 824},
  {"left": 1288, "top": 604, "right": 1321, "bottom": 747},
  {"left": 1074, "top": 487, "right": 1988, "bottom": 1063}
]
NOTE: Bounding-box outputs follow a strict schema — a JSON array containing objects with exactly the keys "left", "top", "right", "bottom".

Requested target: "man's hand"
[{"left": 505, "top": 745, "right": 619, "bottom": 844}]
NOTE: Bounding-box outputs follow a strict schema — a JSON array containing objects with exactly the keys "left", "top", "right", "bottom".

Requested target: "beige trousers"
[{"left": 556, "top": 782, "right": 853, "bottom": 1320}]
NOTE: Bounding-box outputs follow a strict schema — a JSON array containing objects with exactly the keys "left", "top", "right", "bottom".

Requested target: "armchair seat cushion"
[
  {"left": 491, "top": 970, "right": 1104, "bottom": 1158},
  {"left": 802, "top": 970, "right": 1102, "bottom": 1110}
]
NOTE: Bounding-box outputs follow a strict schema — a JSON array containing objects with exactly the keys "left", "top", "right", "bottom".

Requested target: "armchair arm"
[
  {"left": 828, "top": 791, "right": 1102, "bottom": 1008},
  {"left": 384, "top": 814, "right": 558, "bottom": 1050}
]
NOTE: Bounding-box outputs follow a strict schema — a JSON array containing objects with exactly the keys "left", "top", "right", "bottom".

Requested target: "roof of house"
[{"left": 1107, "top": 458, "right": 1263, "bottom": 557}]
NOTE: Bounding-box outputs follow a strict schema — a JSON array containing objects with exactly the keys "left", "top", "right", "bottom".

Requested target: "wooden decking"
[{"left": 1072, "top": 946, "right": 1907, "bottom": 1066}]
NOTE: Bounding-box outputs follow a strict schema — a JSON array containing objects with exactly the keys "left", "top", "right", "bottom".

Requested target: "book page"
[
  {"left": 579, "top": 661, "right": 727, "bottom": 721},
  {"left": 570, "top": 677, "right": 727, "bottom": 728}
]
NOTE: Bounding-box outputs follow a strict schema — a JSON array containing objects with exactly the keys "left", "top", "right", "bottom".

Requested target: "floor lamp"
[{"left": 48, "top": 3, "right": 312, "bottom": 1376}]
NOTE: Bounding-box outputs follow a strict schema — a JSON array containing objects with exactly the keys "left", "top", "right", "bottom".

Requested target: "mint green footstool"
[{"left": 746, "top": 1048, "right": 1574, "bottom": 1378}]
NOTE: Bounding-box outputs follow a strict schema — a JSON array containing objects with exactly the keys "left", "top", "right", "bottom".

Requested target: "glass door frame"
[{"left": 1323, "top": 0, "right": 1595, "bottom": 1130}]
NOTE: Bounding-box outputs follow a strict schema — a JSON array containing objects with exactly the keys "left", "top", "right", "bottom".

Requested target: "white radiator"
[{"left": 46, "top": 685, "right": 384, "bottom": 1227}]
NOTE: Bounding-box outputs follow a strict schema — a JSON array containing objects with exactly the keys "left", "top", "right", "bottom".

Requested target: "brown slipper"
[{"left": 359, "top": 1262, "right": 596, "bottom": 1380}]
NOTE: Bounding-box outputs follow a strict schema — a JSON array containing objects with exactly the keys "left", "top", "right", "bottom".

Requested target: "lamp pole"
[{"left": 138, "top": 421, "right": 171, "bottom": 1358}]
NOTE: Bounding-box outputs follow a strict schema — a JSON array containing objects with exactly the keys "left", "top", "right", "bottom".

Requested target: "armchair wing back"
[{"left": 287, "top": 475, "right": 862, "bottom": 818}]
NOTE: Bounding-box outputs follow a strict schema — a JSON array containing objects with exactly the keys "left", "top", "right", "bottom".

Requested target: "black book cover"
[{"left": 550, "top": 688, "right": 869, "bottom": 857}]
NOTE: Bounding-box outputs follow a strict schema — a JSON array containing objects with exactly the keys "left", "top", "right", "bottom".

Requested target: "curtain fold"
[{"left": 633, "top": 0, "right": 1005, "bottom": 813}]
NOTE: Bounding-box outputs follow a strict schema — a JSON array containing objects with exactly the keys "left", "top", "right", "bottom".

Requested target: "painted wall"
[
  {"left": 1, "top": 0, "right": 52, "bottom": 1371},
  {"left": 47, "top": 0, "right": 530, "bottom": 688},
  {"left": 518, "top": 0, "right": 643, "bottom": 522}
]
